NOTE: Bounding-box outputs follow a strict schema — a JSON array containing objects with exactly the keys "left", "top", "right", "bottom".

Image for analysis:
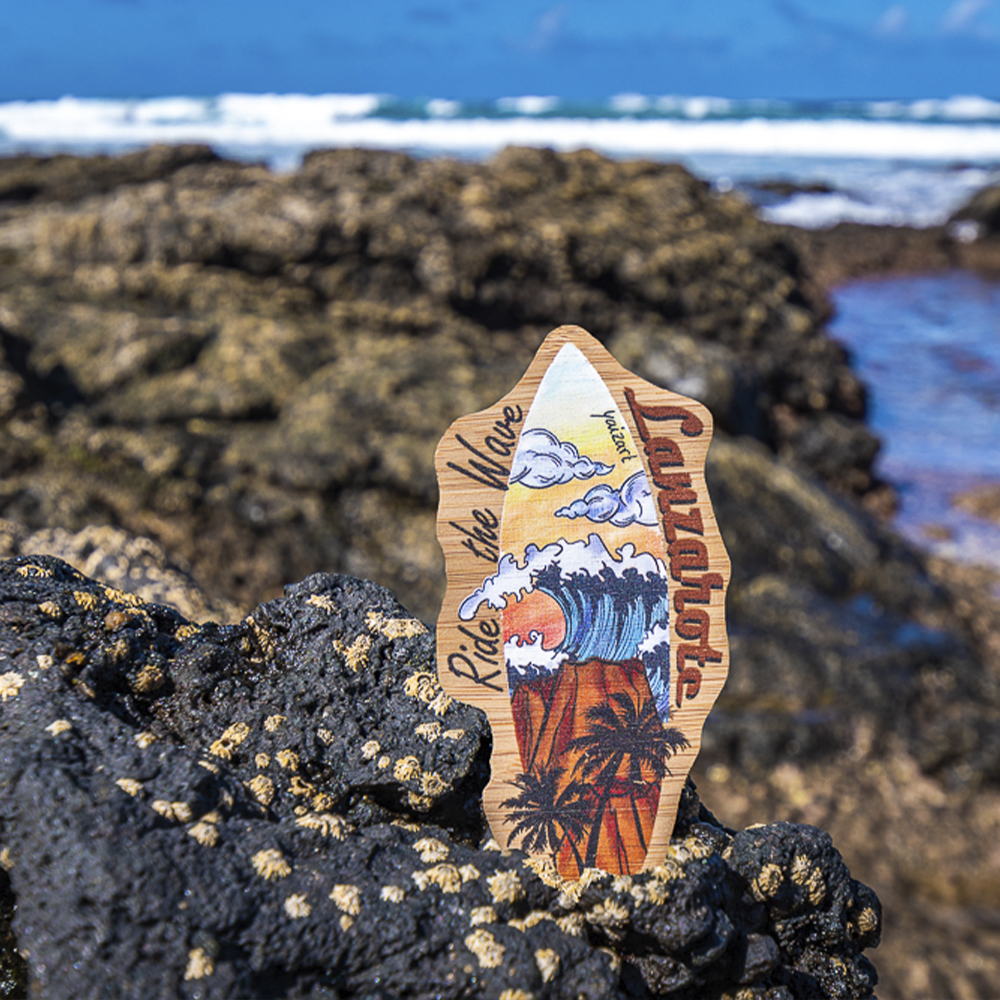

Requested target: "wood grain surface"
[{"left": 435, "top": 325, "right": 730, "bottom": 875}]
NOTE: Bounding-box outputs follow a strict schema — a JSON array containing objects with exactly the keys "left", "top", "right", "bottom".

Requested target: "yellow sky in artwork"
[{"left": 501, "top": 344, "right": 665, "bottom": 565}]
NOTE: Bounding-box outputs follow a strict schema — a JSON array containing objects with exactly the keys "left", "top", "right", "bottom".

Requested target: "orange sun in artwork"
[{"left": 502, "top": 589, "right": 566, "bottom": 649}]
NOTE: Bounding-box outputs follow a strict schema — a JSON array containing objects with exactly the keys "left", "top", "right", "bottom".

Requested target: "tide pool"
[{"left": 829, "top": 271, "right": 1000, "bottom": 569}]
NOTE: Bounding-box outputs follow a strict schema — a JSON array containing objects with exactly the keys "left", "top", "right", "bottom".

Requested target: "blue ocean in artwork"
[{"left": 532, "top": 559, "right": 672, "bottom": 717}]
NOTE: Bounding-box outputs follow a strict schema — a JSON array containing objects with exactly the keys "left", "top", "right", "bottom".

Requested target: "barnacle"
[
  {"left": 151, "top": 800, "right": 192, "bottom": 823},
  {"left": 791, "top": 854, "right": 826, "bottom": 904},
  {"left": 856, "top": 906, "right": 879, "bottom": 934},
  {"left": 132, "top": 665, "right": 164, "bottom": 694},
  {"left": 210, "top": 722, "right": 250, "bottom": 759},
  {"left": 284, "top": 893, "right": 311, "bottom": 919},
  {"left": 428, "top": 691, "right": 453, "bottom": 716},
  {"left": 423, "top": 864, "right": 463, "bottom": 893},
  {"left": 510, "top": 911, "right": 552, "bottom": 932},
  {"left": 0, "top": 672, "right": 25, "bottom": 702},
  {"left": 420, "top": 771, "right": 449, "bottom": 798},
  {"left": 306, "top": 594, "right": 336, "bottom": 612},
  {"left": 587, "top": 899, "right": 629, "bottom": 928},
  {"left": 296, "top": 813, "right": 350, "bottom": 839},
  {"left": 335, "top": 634, "right": 372, "bottom": 672},
  {"left": 464, "top": 929, "right": 504, "bottom": 969},
  {"left": 556, "top": 913, "right": 584, "bottom": 936},
  {"left": 252, "top": 849, "right": 291, "bottom": 880},
  {"left": 73, "top": 591, "right": 99, "bottom": 610},
  {"left": 329, "top": 884, "right": 361, "bottom": 915},
  {"left": 413, "top": 837, "right": 449, "bottom": 863},
  {"left": 523, "top": 856, "right": 562, "bottom": 889},
  {"left": 469, "top": 906, "right": 496, "bottom": 926},
  {"left": 288, "top": 776, "right": 315, "bottom": 797},
  {"left": 366, "top": 611, "right": 427, "bottom": 638},
  {"left": 188, "top": 822, "right": 219, "bottom": 847},
  {"left": 487, "top": 870, "right": 523, "bottom": 903},
  {"left": 248, "top": 775, "right": 275, "bottom": 806},
  {"left": 403, "top": 672, "right": 439, "bottom": 701},
  {"left": 535, "top": 949, "right": 560, "bottom": 983},
  {"left": 393, "top": 756, "right": 421, "bottom": 782},
  {"left": 752, "top": 863, "right": 784, "bottom": 901},
  {"left": 184, "top": 948, "right": 214, "bottom": 981}
]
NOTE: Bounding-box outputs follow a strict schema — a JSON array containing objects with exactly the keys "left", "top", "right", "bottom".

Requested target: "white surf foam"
[{"left": 4, "top": 96, "right": 1000, "bottom": 164}]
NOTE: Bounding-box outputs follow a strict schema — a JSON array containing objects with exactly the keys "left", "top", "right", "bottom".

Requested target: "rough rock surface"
[
  {"left": 0, "top": 519, "right": 242, "bottom": 623},
  {"left": 0, "top": 556, "right": 881, "bottom": 999},
  {"left": 0, "top": 146, "right": 998, "bottom": 998},
  {"left": 0, "top": 144, "right": 875, "bottom": 623}
]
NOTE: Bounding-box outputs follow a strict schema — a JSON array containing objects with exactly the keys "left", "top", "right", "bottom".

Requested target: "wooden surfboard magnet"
[{"left": 435, "top": 325, "right": 730, "bottom": 877}]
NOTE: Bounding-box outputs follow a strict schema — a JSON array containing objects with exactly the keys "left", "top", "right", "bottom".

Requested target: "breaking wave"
[{"left": 461, "top": 534, "right": 672, "bottom": 718}]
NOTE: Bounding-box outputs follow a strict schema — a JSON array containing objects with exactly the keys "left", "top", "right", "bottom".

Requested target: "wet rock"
[
  {"left": 0, "top": 555, "right": 881, "bottom": 998},
  {"left": 0, "top": 145, "right": 221, "bottom": 206},
  {"left": 949, "top": 184, "right": 1000, "bottom": 238},
  {"left": 703, "top": 437, "right": 1000, "bottom": 786},
  {"left": 953, "top": 483, "right": 1000, "bottom": 527}
]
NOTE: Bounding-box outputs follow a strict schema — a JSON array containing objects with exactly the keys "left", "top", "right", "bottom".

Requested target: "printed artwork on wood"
[{"left": 435, "top": 325, "right": 730, "bottom": 877}]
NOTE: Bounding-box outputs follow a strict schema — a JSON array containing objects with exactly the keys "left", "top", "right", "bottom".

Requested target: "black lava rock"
[{"left": 0, "top": 556, "right": 881, "bottom": 998}]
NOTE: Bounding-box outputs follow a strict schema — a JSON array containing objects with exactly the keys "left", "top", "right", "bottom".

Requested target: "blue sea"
[
  {"left": 3, "top": 91, "right": 999, "bottom": 569},
  {"left": 2, "top": 92, "right": 1000, "bottom": 228}
]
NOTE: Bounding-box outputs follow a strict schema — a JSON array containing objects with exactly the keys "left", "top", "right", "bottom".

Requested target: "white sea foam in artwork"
[
  {"left": 504, "top": 632, "right": 568, "bottom": 679},
  {"left": 1, "top": 92, "right": 999, "bottom": 226},
  {"left": 458, "top": 535, "right": 667, "bottom": 620}
]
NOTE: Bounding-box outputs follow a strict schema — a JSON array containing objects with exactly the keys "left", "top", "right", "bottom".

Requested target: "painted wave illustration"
[{"left": 460, "top": 534, "right": 672, "bottom": 720}]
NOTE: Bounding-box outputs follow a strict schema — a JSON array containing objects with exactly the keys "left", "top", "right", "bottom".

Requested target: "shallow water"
[{"left": 828, "top": 271, "right": 1000, "bottom": 570}]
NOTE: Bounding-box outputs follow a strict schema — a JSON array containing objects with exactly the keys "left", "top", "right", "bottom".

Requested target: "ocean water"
[
  {"left": 829, "top": 273, "right": 1000, "bottom": 571},
  {"left": 1, "top": 92, "right": 999, "bottom": 228}
]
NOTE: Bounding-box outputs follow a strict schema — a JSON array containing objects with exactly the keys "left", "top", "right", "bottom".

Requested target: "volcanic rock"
[{"left": 0, "top": 556, "right": 881, "bottom": 998}]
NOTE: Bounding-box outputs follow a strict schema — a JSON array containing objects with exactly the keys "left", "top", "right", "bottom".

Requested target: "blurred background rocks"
[{"left": 0, "top": 145, "right": 998, "bottom": 998}]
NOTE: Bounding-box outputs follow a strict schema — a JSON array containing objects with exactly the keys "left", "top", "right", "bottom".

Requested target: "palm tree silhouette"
[
  {"left": 570, "top": 691, "right": 690, "bottom": 869},
  {"left": 501, "top": 766, "right": 588, "bottom": 870}
]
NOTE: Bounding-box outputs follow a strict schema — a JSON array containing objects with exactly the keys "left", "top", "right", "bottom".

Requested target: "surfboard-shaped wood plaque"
[{"left": 435, "top": 325, "right": 730, "bottom": 877}]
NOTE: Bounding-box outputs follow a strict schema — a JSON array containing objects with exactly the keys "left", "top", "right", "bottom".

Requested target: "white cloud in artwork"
[
  {"left": 554, "top": 470, "right": 657, "bottom": 528},
  {"left": 508, "top": 428, "right": 613, "bottom": 489}
]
